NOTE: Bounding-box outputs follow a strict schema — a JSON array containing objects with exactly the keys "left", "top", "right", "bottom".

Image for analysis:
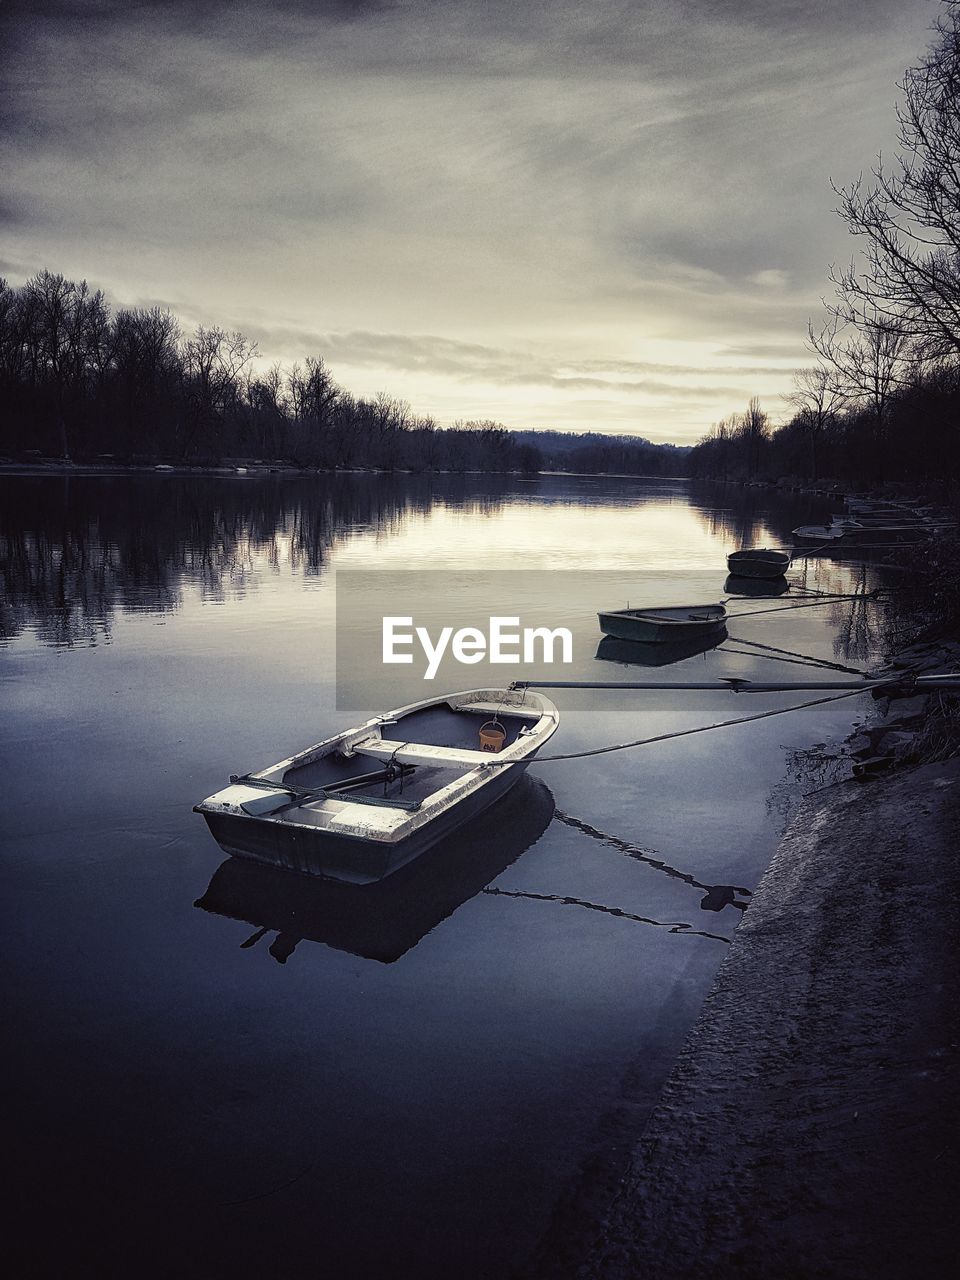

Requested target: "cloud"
[
  {"left": 241, "top": 326, "right": 801, "bottom": 388},
  {"left": 749, "top": 269, "right": 790, "bottom": 288},
  {"left": 0, "top": 0, "right": 938, "bottom": 440},
  {"left": 717, "top": 342, "right": 808, "bottom": 360}
]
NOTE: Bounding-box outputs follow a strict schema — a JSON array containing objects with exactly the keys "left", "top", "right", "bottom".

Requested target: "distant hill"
[
  {"left": 507, "top": 429, "right": 691, "bottom": 476},
  {"left": 509, "top": 429, "right": 690, "bottom": 454}
]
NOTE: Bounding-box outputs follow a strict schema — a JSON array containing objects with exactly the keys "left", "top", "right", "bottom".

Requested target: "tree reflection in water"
[{"left": 0, "top": 472, "right": 509, "bottom": 647}]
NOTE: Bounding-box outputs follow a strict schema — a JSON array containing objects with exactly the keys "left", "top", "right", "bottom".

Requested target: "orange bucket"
[{"left": 479, "top": 719, "right": 507, "bottom": 753}]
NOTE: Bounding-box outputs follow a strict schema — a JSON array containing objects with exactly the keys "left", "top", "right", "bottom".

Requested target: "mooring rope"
[
  {"left": 489, "top": 682, "right": 889, "bottom": 766},
  {"left": 719, "top": 645, "right": 869, "bottom": 676},
  {"left": 553, "top": 808, "right": 753, "bottom": 899},
  {"left": 482, "top": 887, "right": 732, "bottom": 944},
  {"left": 723, "top": 588, "right": 889, "bottom": 620},
  {"left": 720, "top": 633, "right": 871, "bottom": 676}
]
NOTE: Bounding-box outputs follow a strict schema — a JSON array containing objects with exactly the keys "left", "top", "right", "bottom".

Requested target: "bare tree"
[
  {"left": 738, "top": 396, "right": 769, "bottom": 477},
  {"left": 809, "top": 315, "right": 908, "bottom": 418},
  {"left": 809, "top": 314, "right": 909, "bottom": 477},
  {"left": 302, "top": 357, "right": 339, "bottom": 427},
  {"left": 23, "top": 270, "right": 110, "bottom": 458},
  {"left": 246, "top": 362, "right": 289, "bottom": 458},
  {"left": 182, "top": 326, "right": 256, "bottom": 455},
  {"left": 373, "top": 391, "right": 409, "bottom": 435},
  {"left": 0, "top": 278, "right": 35, "bottom": 392},
  {"left": 111, "top": 306, "right": 180, "bottom": 443},
  {"left": 829, "top": 1, "right": 960, "bottom": 357},
  {"left": 287, "top": 356, "right": 340, "bottom": 464},
  {"left": 785, "top": 364, "right": 844, "bottom": 480}
]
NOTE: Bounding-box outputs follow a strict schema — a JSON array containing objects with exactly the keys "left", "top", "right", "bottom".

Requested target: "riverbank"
[
  {"left": 553, "top": 664, "right": 960, "bottom": 1279},
  {"left": 0, "top": 458, "right": 676, "bottom": 481}
]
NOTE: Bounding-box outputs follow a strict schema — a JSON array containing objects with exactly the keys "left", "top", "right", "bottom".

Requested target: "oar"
[{"left": 230, "top": 764, "right": 415, "bottom": 800}]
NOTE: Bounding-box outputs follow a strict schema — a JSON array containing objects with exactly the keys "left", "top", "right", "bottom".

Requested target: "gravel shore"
[{"left": 577, "top": 748, "right": 960, "bottom": 1279}]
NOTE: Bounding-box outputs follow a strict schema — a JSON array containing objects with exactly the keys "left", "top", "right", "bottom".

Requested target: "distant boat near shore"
[
  {"left": 726, "top": 548, "right": 791, "bottom": 579},
  {"left": 792, "top": 516, "right": 955, "bottom": 548}
]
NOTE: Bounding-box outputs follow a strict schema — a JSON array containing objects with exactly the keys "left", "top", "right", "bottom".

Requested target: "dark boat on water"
[
  {"left": 598, "top": 603, "right": 727, "bottom": 643},
  {"left": 726, "top": 548, "right": 791, "bottom": 578}
]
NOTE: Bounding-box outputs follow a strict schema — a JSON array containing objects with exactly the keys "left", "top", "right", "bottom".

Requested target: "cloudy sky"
[{"left": 0, "top": 0, "right": 940, "bottom": 442}]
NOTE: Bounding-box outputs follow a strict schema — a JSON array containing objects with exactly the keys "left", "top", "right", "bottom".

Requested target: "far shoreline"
[
  {"left": 0, "top": 457, "right": 851, "bottom": 495},
  {"left": 0, "top": 458, "right": 697, "bottom": 483}
]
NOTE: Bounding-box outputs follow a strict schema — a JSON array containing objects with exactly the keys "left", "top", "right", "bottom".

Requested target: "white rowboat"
[{"left": 195, "top": 687, "right": 559, "bottom": 884}]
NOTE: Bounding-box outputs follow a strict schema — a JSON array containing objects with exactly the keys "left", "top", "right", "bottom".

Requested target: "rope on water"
[
  {"left": 781, "top": 585, "right": 845, "bottom": 597},
  {"left": 719, "top": 646, "right": 867, "bottom": 676},
  {"left": 482, "top": 886, "right": 732, "bottom": 944},
  {"left": 790, "top": 542, "right": 841, "bottom": 558},
  {"left": 721, "top": 633, "right": 871, "bottom": 676},
  {"left": 489, "top": 683, "right": 892, "bottom": 766},
  {"left": 723, "top": 588, "right": 890, "bottom": 620},
  {"left": 721, "top": 586, "right": 847, "bottom": 605},
  {"left": 553, "top": 808, "right": 753, "bottom": 898}
]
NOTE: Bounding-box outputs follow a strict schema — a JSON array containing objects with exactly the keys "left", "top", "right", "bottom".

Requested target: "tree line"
[
  {"left": 689, "top": 0, "right": 960, "bottom": 492},
  {"left": 0, "top": 271, "right": 549, "bottom": 474},
  {"left": 0, "top": 272, "right": 690, "bottom": 477}
]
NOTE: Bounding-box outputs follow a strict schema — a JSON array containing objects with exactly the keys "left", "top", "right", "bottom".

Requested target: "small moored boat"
[
  {"left": 194, "top": 687, "right": 559, "bottom": 884},
  {"left": 726, "top": 548, "right": 791, "bottom": 579},
  {"left": 598, "top": 603, "right": 727, "bottom": 644},
  {"left": 792, "top": 520, "right": 947, "bottom": 547}
]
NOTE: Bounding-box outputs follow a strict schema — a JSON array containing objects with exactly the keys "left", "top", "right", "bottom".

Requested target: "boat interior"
[
  {"left": 272, "top": 700, "right": 542, "bottom": 810},
  {"left": 605, "top": 604, "right": 726, "bottom": 622}
]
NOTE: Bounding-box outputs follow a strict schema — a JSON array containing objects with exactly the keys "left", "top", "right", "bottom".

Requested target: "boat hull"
[
  {"left": 791, "top": 524, "right": 844, "bottom": 545},
  {"left": 598, "top": 607, "right": 726, "bottom": 644},
  {"left": 726, "top": 549, "right": 791, "bottom": 579},
  {"left": 196, "top": 774, "right": 557, "bottom": 961},
  {"left": 199, "top": 757, "right": 531, "bottom": 884}
]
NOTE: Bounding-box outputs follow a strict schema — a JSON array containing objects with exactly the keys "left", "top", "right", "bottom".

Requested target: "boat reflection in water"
[
  {"left": 595, "top": 629, "right": 727, "bottom": 669},
  {"left": 195, "top": 774, "right": 555, "bottom": 964},
  {"left": 723, "top": 573, "right": 790, "bottom": 598}
]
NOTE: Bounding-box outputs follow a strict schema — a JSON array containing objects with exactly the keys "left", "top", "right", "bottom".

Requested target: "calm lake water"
[{"left": 1, "top": 472, "right": 889, "bottom": 1277}]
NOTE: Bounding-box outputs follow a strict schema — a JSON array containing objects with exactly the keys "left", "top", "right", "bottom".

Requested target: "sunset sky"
[{"left": 1, "top": 0, "right": 940, "bottom": 442}]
